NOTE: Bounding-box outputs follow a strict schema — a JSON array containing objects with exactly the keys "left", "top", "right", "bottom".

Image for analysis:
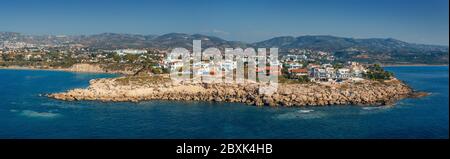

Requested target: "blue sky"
[{"left": 0, "top": 0, "right": 448, "bottom": 45}]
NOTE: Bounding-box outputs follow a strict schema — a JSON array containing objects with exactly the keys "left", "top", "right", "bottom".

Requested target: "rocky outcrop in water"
[{"left": 48, "top": 76, "right": 423, "bottom": 107}]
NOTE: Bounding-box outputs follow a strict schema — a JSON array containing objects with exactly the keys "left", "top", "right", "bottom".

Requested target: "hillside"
[{"left": 1, "top": 32, "right": 448, "bottom": 64}]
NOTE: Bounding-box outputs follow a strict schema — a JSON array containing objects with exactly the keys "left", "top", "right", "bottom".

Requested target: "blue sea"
[{"left": 0, "top": 66, "right": 448, "bottom": 139}]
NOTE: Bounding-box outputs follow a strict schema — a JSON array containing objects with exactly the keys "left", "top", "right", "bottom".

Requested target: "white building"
[
  {"left": 348, "top": 62, "right": 367, "bottom": 78},
  {"left": 219, "top": 60, "right": 237, "bottom": 72},
  {"left": 287, "top": 63, "right": 303, "bottom": 69},
  {"left": 336, "top": 68, "right": 351, "bottom": 79},
  {"left": 115, "top": 49, "right": 147, "bottom": 55},
  {"left": 169, "top": 61, "right": 184, "bottom": 71}
]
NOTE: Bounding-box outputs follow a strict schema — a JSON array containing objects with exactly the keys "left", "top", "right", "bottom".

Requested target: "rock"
[
  {"left": 409, "top": 92, "right": 429, "bottom": 98},
  {"left": 47, "top": 77, "right": 419, "bottom": 107}
]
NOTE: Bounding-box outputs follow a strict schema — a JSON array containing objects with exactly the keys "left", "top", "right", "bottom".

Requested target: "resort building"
[
  {"left": 300, "top": 62, "right": 368, "bottom": 83},
  {"left": 115, "top": 49, "right": 147, "bottom": 56},
  {"left": 288, "top": 68, "right": 309, "bottom": 78},
  {"left": 285, "top": 61, "right": 303, "bottom": 70},
  {"left": 336, "top": 68, "right": 351, "bottom": 79},
  {"left": 219, "top": 60, "right": 237, "bottom": 72}
]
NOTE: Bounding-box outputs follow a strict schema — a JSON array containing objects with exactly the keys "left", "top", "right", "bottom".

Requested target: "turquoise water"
[{"left": 0, "top": 66, "right": 448, "bottom": 139}]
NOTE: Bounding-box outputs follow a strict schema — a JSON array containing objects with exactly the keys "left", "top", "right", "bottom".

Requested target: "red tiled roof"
[{"left": 289, "top": 68, "right": 308, "bottom": 73}]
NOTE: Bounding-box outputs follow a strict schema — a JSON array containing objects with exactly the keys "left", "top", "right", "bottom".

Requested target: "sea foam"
[
  {"left": 275, "top": 109, "right": 326, "bottom": 120},
  {"left": 19, "top": 110, "right": 61, "bottom": 118}
]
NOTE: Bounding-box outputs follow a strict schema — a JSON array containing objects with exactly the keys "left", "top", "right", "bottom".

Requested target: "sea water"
[{"left": 0, "top": 66, "right": 448, "bottom": 139}]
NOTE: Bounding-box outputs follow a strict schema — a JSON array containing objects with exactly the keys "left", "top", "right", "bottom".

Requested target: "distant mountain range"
[
  {"left": 1, "top": 31, "right": 447, "bottom": 51},
  {"left": 1, "top": 32, "right": 448, "bottom": 64},
  {"left": 0, "top": 32, "right": 250, "bottom": 49},
  {"left": 253, "top": 35, "right": 448, "bottom": 53}
]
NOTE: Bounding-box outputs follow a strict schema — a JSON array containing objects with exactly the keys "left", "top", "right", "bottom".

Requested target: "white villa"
[
  {"left": 219, "top": 60, "right": 237, "bottom": 72},
  {"left": 115, "top": 49, "right": 147, "bottom": 56},
  {"left": 307, "top": 62, "right": 368, "bottom": 82},
  {"left": 336, "top": 68, "right": 351, "bottom": 79}
]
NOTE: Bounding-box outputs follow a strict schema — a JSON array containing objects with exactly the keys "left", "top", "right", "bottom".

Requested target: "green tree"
[
  {"left": 124, "top": 54, "right": 139, "bottom": 63},
  {"left": 333, "top": 63, "right": 344, "bottom": 69},
  {"left": 151, "top": 67, "right": 163, "bottom": 74},
  {"left": 364, "top": 64, "right": 394, "bottom": 80},
  {"left": 108, "top": 53, "right": 121, "bottom": 62},
  {"left": 297, "top": 75, "right": 310, "bottom": 83}
]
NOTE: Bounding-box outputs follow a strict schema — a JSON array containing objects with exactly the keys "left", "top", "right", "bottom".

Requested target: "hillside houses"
[
  {"left": 348, "top": 61, "right": 366, "bottom": 78},
  {"left": 281, "top": 54, "right": 307, "bottom": 62},
  {"left": 115, "top": 49, "right": 147, "bottom": 56},
  {"left": 161, "top": 53, "right": 367, "bottom": 84},
  {"left": 288, "top": 68, "right": 308, "bottom": 77},
  {"left": 256, "top": 66, "right": 282, "bottom": 76},
  {"left": 282, "top": 61, "right": 302, "bottom": 70},
  {"left": 307, "top": 62, "right": 367, "bottom": 82},
  {"left": 283, "top": 60, "right": 367, "bottom": 83},
  {"left": 219, "top": 60, "right": 237, "bottom": 72},
  {"left": 162, "top": 55, "right": 283, "bottom": 77}
]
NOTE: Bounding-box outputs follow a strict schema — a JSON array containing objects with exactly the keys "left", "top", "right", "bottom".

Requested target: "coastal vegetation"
[{"left": 364, "top": 64, "right": 394, "bottom": 80}]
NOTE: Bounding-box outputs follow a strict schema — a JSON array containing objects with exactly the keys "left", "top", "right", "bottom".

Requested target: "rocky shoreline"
[
  {"left": 47, "top": 76, "right": 426, "bottom": 107},
  {"left": 0, "top": 64, "right": 134, "bottom": 75}
]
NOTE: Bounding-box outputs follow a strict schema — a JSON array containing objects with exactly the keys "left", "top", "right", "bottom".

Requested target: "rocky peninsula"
[{"left": 48, "top": 75, "right": 424, "bottom": 107}]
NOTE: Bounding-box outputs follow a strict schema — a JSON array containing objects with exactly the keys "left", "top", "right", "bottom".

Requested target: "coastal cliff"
[
  {"left": 65, "top": 64, "right": 136, "bottom": 75},
  {"left": 63, "top": 64, "right": 105, "bottom": 73},
  {"left": 48, "top": 76, "right": 420, "bottom": 106}
]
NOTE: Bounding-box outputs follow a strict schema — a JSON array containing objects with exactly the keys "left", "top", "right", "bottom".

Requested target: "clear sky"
[{"left": 1, "top": 0, "right": 448, "bottom": 45}]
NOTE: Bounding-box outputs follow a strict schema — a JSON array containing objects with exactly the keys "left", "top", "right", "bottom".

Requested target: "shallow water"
[{"left": 0, "top": 66, "right": 448, "bottom": 139}]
